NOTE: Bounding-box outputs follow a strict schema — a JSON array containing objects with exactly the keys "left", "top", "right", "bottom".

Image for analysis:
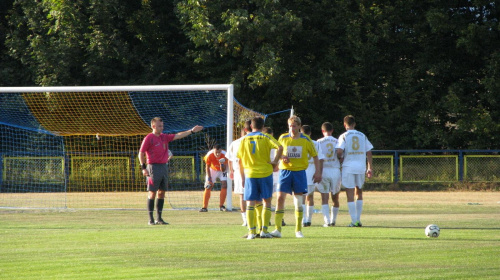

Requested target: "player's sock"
[
  {"left": 147, "top": 198, "right": 155, "bottom": 221},
  {"left": 301, "top": 204, "right": 306, "bottom": 224},
  {"left": 356, "top": 199, "right": 363, "bottom": 222},
  {"left": 219, "top": 187, "right": 227, "bottom": 207},
  {"left": 331, "top": 206, "right": 339, "bottom": 224},
  {"left": 202, "top": 188, "right": 211, "bottom": 209},
  {"left": 255, "top": 203, "right": 263, "bottom": 233},
  {"left": 321, "top": 204, "right": 330, "bottom": 224},
  {"left": 295, "top": 208, "right": 303, "bottom": 232},
  {"left": 246, "top": 206, "right": 256, "bottom": 234},
  {"left": 156, "top": 198, "right": 164, "bottom": 220},
  {"left": 262, "top": 207, "right": 272, "bottom": 233},
  {"left": 307, "top": 205, "right": 314, "bottom": 223},
  {"left": 241, "top": 212, "right": 247, "bottom": 224},
  {"left": 347, "top": 202, "right": 357, "bottom": 224},
  {"left": 274, "top": 210, "right": 284, "bottom": 232}
]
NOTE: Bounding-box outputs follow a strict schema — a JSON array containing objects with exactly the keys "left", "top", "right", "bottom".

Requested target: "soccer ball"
[{"left": 425, "top": 224, "right": 440, "bottom": 238}]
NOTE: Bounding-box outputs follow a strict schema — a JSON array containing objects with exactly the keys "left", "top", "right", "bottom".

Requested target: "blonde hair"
[{"left": 288, "top": 115, "right": 301, "bottom": 126}]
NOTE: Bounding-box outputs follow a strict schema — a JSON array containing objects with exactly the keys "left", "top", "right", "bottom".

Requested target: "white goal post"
[{"left": 0, "top": 84, "right": 264, "bottom": 210}]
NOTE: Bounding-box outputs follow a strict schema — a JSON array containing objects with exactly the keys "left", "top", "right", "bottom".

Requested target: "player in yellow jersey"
[
  {"left": 237, "top": 117, "right": 283, "bottom": 239},
  {"left": 270, "top": 115, "right": 322, "bottom": 238}
]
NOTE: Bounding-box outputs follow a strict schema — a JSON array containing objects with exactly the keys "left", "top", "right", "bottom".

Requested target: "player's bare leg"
[{"left": 240, "top": 194, "right": 247, "bottom": 226}]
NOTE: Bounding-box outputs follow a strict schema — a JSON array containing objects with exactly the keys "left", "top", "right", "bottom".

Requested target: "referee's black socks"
[
  {"left": 156, "top": 198, "right": 165, "bottom": 220},
  {"left": 147, "top": 199, "right": 155, "bottom": 221}
]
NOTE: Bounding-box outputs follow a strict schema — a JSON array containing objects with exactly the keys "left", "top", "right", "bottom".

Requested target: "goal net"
[{"left": 0, "top": 85, "right": 263, "bottom": 209}]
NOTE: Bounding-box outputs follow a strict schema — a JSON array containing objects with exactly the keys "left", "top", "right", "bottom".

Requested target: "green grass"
[{"left": 1, "top": 192, "right": 499, "bottom": 279}]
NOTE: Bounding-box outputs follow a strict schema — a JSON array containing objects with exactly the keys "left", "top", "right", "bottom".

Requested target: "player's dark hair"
[
  {"left": 322, "top": 122, "right": 333, "bottom": 132},
  {"left": 262, "top": 126, "right": 273, "bottom": 135},
  {"left": 213, "top": 144, "right": 222, "bottom": 150},
  {"left": 301, "top": 125, "right": 311, "bottom": 135},
  {"left": 251, "top": 117, "right": 265, "bottom": 130},
  {"left": 244, "top": 120, "right": 252, "bottom": 132},
  {"left": 344, "top": 115, "right": 355, "bottom": 126}
]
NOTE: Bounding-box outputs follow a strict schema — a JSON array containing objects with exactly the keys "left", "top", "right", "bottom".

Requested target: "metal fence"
[{"left": 370, "top": 150, "right": 500, "bottom": 183}]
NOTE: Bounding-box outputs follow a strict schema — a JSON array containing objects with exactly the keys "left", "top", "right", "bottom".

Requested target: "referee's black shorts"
[{"left": 146, "top": 163, "right": 168, "bottom": 192}]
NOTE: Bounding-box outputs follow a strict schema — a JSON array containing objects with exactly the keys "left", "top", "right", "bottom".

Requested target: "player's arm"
[
  {"left": 312, "top": 156, "right": 322, "bottom": 183},
  {"left": 366, "top": 150, "right": 373, "bottom": 178},
  {"left": 206, "top": 160, "right": 213, "bottom": 186},
  {"left": 138, "top": 152, "right": 149, "bottom": 176},
  {"left": 270, "top": 145, "right": 283, "bottom": 168},
  {"left": 336, "top": 148, "right": 343, "bottom": 159},
  {"left": 238, "top": 158, "right": 245, "bottom": 188},
  {"left": 227, "top": 159, "right": 234, "bottom": 180},
  {"left": 173, "top": 125, "right": 204, "bottom": 140},
  {"left": 336, "top": 148, "right": 344, "bottom": 164}
]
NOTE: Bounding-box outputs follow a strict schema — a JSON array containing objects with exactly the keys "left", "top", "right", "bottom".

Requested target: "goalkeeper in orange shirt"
[{"left": 199, "top": 144, "right": 228, "bottom": 212}]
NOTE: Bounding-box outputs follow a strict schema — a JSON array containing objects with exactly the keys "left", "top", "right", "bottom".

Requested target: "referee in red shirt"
[{"left": 139, "top": 117, "right": 203, "bottom": 225}]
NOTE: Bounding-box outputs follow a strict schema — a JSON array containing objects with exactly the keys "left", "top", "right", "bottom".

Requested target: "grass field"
[{"left": 1, "top": 191, "right": 499, "bottom": 279}]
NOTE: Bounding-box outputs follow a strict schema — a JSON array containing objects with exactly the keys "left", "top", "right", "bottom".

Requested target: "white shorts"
[
  {"left": 320, "top": 167, "right": 341, "bottom": 194},
  {"left": 233, "top": 170, "right": 244, "bottom": 194},
  {"left": 341, "top": 172, "right": 365, "bottom": 189},
  {"left": 305, "top": 164, "right": 315, "bottom": 186},
  {"left": 307, "top": 183, "right": 330, "bottom": 195},
  {"left": 205, "top": 169, "right": 227, "bottom": 184}
]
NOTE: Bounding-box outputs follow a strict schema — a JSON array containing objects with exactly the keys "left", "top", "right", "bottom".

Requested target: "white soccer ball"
[{"left": 425, "top": 224, "right": 440, "bottom": 238}]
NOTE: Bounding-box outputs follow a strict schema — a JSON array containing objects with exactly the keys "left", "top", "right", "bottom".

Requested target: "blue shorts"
[
  {"left": 243, "top": 175, "right": 273, "bottom": 201},
  {"left": 277, "top": 169, "right": 307, "bottom": 195}
]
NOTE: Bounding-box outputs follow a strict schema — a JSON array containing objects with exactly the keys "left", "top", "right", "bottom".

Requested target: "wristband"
[
  {"left": 141, "top": 164, "right": 147, "bottom": 170},
  {"left": 190, "top": 129, "right": 194, "bottom": 134}
]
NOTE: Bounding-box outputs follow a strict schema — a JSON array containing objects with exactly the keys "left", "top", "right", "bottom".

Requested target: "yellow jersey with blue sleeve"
[
  {"left": 278, "top": 132, "right": 318, "bottom": 171},
  {"left": 237, "top": 131, "right": 280, "bottom": 178}
]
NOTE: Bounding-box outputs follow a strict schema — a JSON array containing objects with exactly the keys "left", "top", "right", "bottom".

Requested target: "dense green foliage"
[{"left": 1, "top": 0, "right": 498, "bottom": 149}]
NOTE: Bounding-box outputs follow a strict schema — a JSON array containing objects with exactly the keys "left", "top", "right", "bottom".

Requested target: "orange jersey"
[{"left": 204, "top": 150, "right": 227, "bottom": 171}]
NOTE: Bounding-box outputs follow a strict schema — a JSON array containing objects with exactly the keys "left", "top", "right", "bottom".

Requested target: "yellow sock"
[
  {"left": 295, "top": 209, "right": 303, "bottom": 232},
  {"left": 255, "top": 203, "right": 263, "bottom": 233},
  {"left": 262, "top": 207, "right": 272, "bottom": 233},
  {"left": 246, "top": 206, "right": 256, "bottom": 234},
  {"left": 275, "top": 210, "right": 284, "bottom": 232}
]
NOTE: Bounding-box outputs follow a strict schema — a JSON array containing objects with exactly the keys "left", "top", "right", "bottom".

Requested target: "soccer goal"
[{"left": 0, "top": 85, "right": 264, "bottom": 210}]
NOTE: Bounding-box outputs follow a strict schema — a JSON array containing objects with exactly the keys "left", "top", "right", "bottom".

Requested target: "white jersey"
[
  {"left": 270, "top": 148, "right": 279, "bottom": 183},
  {"left": 305, "top": 140, "right": 324, "bottom": 185},
  {"left": 336, "top": 129, "right": 373, "bottom": 174},
  {"left": 225, "top": 137, "right": 243, "bottom": 171},
  {"left": 316, "top": 136, "right": 340, "bottom": 169},
  {"left": 307, "top": 140, "right": 325, "bottom": 165}
]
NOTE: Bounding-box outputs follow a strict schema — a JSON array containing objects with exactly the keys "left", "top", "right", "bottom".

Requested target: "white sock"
[
  {"left": 331, "top": 206, "right": 339, "bottom": 224},
  {"left": 356, "top": 200, "right": 363, "bottom": 222},
  {"left": 241, "top": 212, "right": 247, "bottom": 224},
  {"left": 347, "top": 202, "right": 357, "bottom": 224},
  {"left": 321, "top": 204, "right": 330, "bottom": 224},
  {"left": 307, "top": 206, "right": 314, "bottom": 223},
  {"left": 302, "top": 204, "right": 306, "bottom": 223}
]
